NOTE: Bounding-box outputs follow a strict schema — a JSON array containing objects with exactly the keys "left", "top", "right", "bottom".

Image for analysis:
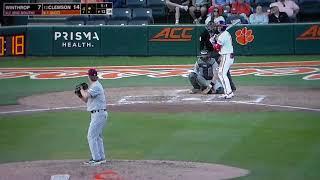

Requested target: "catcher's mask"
[
  {"left": 198, "top": 50, "right": 210, "bottom": 61},
  {"left": 88, "top": 68, "right": 98, "bottom": 81}
]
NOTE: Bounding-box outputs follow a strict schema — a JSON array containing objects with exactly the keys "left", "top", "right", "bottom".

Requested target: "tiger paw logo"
[{"left": 235, "top": 27, "right": 254, "bottom": 45}]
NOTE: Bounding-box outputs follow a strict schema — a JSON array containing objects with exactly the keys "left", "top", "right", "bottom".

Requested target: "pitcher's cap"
[{"left": 88, "top": 68, "right": 98, "bottom": 76}]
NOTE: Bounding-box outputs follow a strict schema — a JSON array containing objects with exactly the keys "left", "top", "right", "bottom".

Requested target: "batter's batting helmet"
[{"left": 216, "top": 20, "right": 227, "bottom": 31}]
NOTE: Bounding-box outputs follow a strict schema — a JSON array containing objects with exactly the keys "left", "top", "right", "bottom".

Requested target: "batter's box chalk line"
[
  {"left": 117, "top": 94, "right": 266, "bottom": 105},
  {"left": 50, "top": 174, "right": 70, "bottom": 180}
]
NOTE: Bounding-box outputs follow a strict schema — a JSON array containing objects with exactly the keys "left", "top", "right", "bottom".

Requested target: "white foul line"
[
  {"left": 234, "top": 101, "right": 320, "bottom": 112},
  {"left": 0, "top": 104, "right": 118, "bottom": 115}
]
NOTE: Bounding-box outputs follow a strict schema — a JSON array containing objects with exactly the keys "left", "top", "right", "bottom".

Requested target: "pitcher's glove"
[{"left": 74, "top": 82, "right": 88, "bottom": 98}]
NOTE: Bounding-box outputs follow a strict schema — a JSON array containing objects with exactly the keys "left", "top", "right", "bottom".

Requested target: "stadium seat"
[
  {"left": 132, "top": 8, "right": 154, "bottom": 23},
  {"left": 65, "top": 15, "right": 89, "bottom": 25},
  {"left": 111, "top": 8, "right": 132, "bottom": 21},
  {"left": 254, "top": 0, "right": 276, "bottom": 7},
  {"left": 299, "top": 0, "right": 320, "bottom": 14},
  {"left": 126, "top": 0, "right": 147, "bottom": 8},
  {"left": 107, "top": 20, "right": 128, "bottom": 25},
  {"left": 146, "top": 0, "right": 166, "bottom": 18},
  {"left": 86, "top": 15, "right": 108, "bottom": 25},
  {"left": 128, "top": 20, "right": 149, "bottom": 25}
]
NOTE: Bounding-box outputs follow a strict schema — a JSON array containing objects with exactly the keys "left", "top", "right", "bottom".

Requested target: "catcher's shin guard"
[{"left": 188, "top": 72, "right": 201, "bottom": 89}]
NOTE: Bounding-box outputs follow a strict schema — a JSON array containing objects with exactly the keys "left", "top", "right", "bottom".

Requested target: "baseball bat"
[{"left": 226, "top": 19, "right": 241, "bottom": 31}]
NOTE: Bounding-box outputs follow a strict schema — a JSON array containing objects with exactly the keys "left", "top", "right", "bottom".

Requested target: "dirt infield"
[
  {"left": 1, "top": 85, "right": 318, "bottom": 114},
  {"left": 0, "top": 160, "right": 249, "bottom": 180},
  {"left": 0, "top": 85, "right": 319, "bottom": 179}
]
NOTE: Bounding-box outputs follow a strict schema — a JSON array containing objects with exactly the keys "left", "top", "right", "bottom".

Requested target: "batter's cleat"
[
  {"left": 202, "top": 84, "right": 212, "bottom": 94},
  {"left": 189, "top": 88, "right": 201, "bottom": 94},
  {"left": 224, "top": 92, "right": 234, "bottom": 99}
]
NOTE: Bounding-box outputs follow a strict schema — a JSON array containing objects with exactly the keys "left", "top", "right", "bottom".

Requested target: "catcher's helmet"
[
  {"left": 199, "top": 50, "right": 209, "bottom": 56},
  {"left": 198, "top": 50, "right": 211, "bottom": 61}
]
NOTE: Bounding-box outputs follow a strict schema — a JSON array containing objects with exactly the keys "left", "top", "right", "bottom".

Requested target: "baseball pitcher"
[{"left": 76, "top": 68, "right": 108, "bottom": 166}]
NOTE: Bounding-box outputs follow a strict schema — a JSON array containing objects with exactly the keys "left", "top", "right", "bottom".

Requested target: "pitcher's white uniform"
[{"left": 216, "top": 30, "right": 234, "bottom": 98}]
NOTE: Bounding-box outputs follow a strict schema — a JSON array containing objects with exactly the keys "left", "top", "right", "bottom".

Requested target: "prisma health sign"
[
  {"left": 0, "top": 34, "right": 25, "bottom": 57},
  {"left": 53, "top": 27, "right": 101, "bottom": 55}
]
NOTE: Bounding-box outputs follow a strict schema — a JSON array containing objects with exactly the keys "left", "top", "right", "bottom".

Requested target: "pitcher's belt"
[{"left": 91, "top": 109, "right": 106, "bottom": 113}]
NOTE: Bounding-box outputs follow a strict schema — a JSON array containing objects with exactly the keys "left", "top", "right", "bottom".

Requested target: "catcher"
[{"left": 188, "top": 50, "right": 223, "bottom": 94}]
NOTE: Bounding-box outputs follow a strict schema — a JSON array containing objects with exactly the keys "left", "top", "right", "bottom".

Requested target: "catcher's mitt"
[{"left": 74, "top": 82, "right": 88, "bottom": 98}]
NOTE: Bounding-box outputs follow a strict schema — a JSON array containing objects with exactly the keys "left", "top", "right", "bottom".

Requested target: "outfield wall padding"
[{"left": 0, "top": 23, "right": 319, "bottom": 56}]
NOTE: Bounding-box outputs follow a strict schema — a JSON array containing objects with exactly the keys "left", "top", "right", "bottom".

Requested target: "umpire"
[{"left": 200, "top": 21, "right": 236, "bottom": 92}]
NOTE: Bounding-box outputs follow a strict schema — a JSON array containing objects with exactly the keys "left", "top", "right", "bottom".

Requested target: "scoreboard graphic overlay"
[{"left": 3, "top": 2, "right": 113, "bottom": 16}]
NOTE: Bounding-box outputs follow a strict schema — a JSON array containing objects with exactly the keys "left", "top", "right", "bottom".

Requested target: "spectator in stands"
[
  {"left": 222, "top": 4, "right": 232, "bottom": 18},
  {"left": 189, "top": 0, "right": 210, "bottom": 24},
  {"left": 224, "top": 3, "right": 248, "bottom": 24},
  {"left": 268, "top": 5, "right": 290, "bottom": 23},
  {"left": 230, "top": 0, "right": 252, "bottom": 17},
  {"left": 269, "top": 0, "right": 299, "bottom": 22},
  {"left": 166, "top": 0, "right": 190, "bottom": 24},
  {"left": 205, "top": 7, "right": 225, "bottom": 24},
  {"left": 211, "top": 0, "right": 230, "bottom": 7},
  {"left": 249, "top": 5, "right": 268, "bottom": 24}
]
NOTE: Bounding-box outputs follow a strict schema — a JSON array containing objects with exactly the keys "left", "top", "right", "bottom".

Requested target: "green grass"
[
  {"left": 0, "top": 111, "right": 320, "bottom": 180},
  {"left": 0, "top": 55, "right": 320, "bottom": 67}
]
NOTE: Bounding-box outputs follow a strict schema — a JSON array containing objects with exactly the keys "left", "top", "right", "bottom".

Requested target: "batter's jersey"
[
  {"left": 86, "top": 81, "right": 107, "bottom": 112},
  {"left": 217, "top": 30, "right": 234, "bottom": 55}
]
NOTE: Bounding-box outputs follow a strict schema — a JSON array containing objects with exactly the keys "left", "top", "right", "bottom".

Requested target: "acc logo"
[
  {"left": 235, "top": 27, "right": 254, "bottom": 45},
  {"left": 149, "top": 27, "right": 193, "bottom": 42},
  {"left": 296, "top": 25, "right": 320, "bottom": 40}
]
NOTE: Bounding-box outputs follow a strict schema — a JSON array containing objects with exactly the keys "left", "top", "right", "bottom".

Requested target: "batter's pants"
[{"left": 218, "top": 54, "right": 234, "bottom": 95}]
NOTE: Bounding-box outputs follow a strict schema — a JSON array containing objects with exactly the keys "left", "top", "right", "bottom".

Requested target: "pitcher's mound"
[{"left": 0, "top": 159, "right": 249, "bottom": 180}]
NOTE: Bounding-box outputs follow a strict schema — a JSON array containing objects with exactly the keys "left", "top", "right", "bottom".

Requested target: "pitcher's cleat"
[{"left": 83, "top": 159, "right": 106, "bottom": 166}]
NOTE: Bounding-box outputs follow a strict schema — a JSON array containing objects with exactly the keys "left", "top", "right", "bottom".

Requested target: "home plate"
[
  {"left": 51, "top": 174, "right": 70, "bottom": 180},
  {"left": 182, "top": 97, "right": 201, "bottom": 101}
]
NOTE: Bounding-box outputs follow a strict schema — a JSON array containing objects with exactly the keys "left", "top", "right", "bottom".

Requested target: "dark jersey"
[
  {"left": 199, "top": 29, "right": 220, "bottom": 60},
  {"left": 268, "top": 12, "right": 290, "bottom": 23}
]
